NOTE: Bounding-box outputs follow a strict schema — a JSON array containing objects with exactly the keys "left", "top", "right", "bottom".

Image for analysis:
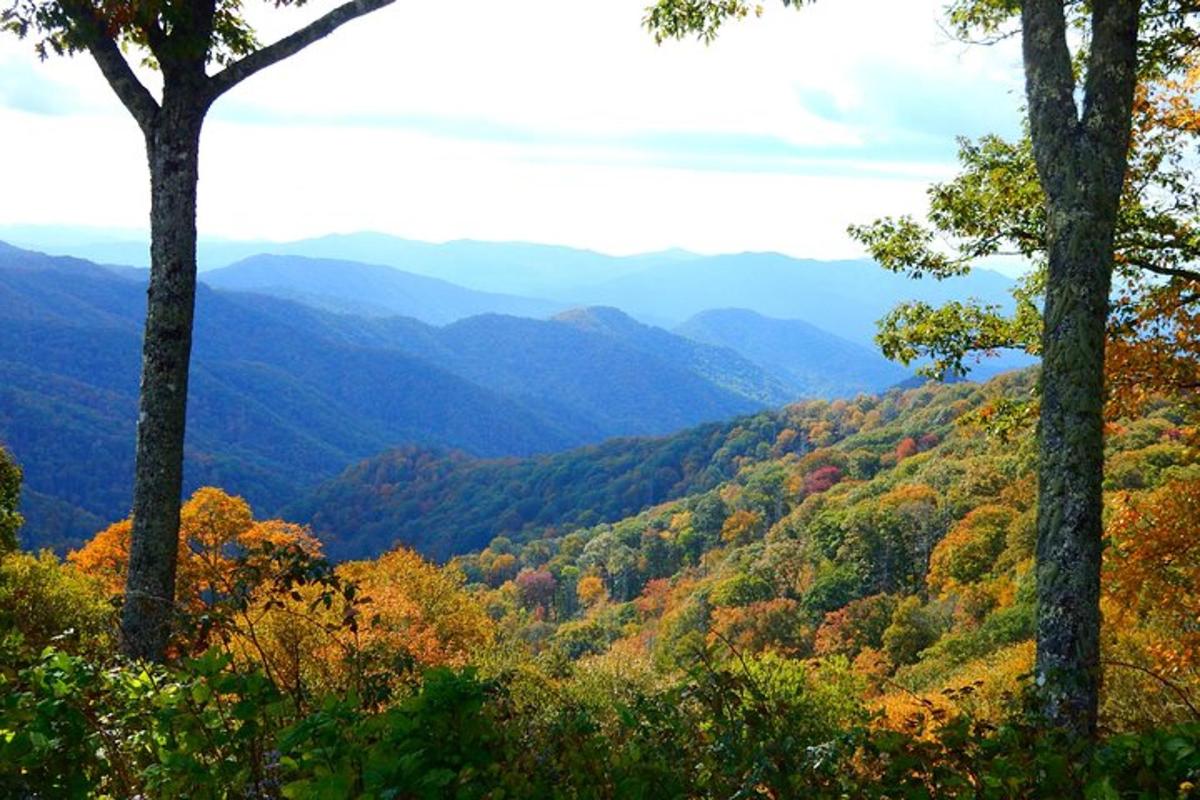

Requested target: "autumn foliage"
[
  {"left": 69, "top": 487, "right": 320, "bottom": 611},
  {"left": 4, "top": 370, "right": 1199, "bottom": 796}
]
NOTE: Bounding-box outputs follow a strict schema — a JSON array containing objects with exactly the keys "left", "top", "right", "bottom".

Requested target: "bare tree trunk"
[
  {"left": 1021, "top": 0, "right": 1139, "bottom": 739},
  {"left": 120, "top": 97, "right": 205, "bottom": 661},
  {"left": 1034, "top": 201, "right": 1113, "bottom": 739}
]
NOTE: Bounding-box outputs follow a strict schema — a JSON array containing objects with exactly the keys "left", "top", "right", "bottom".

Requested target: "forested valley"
[
  {"left": 4, "top": 365, "right": 1200, "bottom": 796},
  {"left": 3, "top": 0, "right": 1200, "bottom": 797}
]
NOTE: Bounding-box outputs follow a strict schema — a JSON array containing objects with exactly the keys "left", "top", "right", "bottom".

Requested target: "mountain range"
[
  {"left": 676, "top": 308, "right": 912, "bottom": 398},
  {"left": 6, "top": 228, "right": 1022, "bottom": 345},
  {"left": 1, "top": 241, "right": 909, "bottom": 551},
  {"left": 0, "top": 233, "right": 1033, "bottom": 552},
  {"left": 202, "top": 254, "right": 566, "bottom": 324}
]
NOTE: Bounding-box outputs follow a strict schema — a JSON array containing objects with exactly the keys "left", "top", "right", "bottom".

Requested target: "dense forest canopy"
[
  {"left": 3, "top": 366, "right": 1199, "bottom": 795},
  {"left": 2, "top": 0, "right": 1200, "bottom": 795}
]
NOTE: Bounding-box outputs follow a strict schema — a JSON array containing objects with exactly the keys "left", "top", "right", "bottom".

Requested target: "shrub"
[{"left": 0, "top": 551, "right": 114, "bottom": 655}]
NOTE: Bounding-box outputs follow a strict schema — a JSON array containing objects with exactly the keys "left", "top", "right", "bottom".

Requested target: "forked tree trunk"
[
  {"left": 120, "top": 96, "right": 205, "bottom": 661},
  {"left": 1022, "top": 0, "right": 1139, "bottom": 739},
  {"left": 60, "top": 0, "right": 395, "bottom": 662}
]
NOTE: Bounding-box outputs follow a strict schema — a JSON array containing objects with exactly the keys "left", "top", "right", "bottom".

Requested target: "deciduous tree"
[
  {"left": 70, "top": 486, "right": 320, "bottom": 611},
  {"left": 645, "top": 0, "right": 1198, "bottom": 739},
  {"left": 3, "top": 0, "right": 397, "bottom": 661}
]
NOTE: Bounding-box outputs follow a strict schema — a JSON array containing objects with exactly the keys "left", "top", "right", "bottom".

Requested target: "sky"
[{"left": 0, "top": 0, "right": 1026, "bottom": 263}]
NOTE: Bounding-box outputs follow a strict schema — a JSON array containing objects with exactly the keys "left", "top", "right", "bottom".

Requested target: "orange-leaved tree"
[
  {"left": 70, "top": 486, "right": 320, "bottom": 614},
  {"left": 1105, "top": 479, "right": 1200, "bottom": 673}
]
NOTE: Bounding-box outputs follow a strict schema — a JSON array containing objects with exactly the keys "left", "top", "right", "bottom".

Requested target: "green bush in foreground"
[{"left": 4, "top": 641, "right": 1200, "bottom": 799}]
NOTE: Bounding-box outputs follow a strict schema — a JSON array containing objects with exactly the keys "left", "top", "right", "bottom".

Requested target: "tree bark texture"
[
  {"left": 1021, "top": 0, "right": 1139, "bottom": 739},
  {"left": 119, "top": 95, "right": 206, "bottom": 662}
]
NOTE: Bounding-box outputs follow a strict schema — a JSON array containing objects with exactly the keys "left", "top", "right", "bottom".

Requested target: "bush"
[{"left": 0, "top": 551, "right": 115, "bottom": 655}]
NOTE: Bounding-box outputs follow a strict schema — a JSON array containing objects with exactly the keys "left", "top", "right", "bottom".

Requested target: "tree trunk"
[
  {"left": 1034, "top": 199, "right": 1114, "bottom": 739},
  {"left": 120, "top": 98, "right": 205, "bottom": 661},
  {"left": 1022, "top": 0, "right": 1138, "bottom": 740}
]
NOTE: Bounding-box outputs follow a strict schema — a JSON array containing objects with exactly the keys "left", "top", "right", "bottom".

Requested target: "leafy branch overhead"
[
  {"left": 1, "top": 0, "right": 395, "bottom": 126},
  {"left": 644, "top": 0, "right": 807, "bottom": 43},
  {"left": 855, "top": 65, "right": 1200, "bottom": 409}
]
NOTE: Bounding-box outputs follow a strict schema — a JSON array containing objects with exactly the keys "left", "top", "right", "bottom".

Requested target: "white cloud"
[{"left": 0, "top": 0, "right": 1025, "bottom": 258}]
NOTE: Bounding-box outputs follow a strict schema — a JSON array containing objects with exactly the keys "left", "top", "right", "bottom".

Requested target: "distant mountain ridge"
[
  {"left": 562, "top": 251, "right": 1018, "bottom": 344},
  {"left": 203, "top": 254, "right": 567, "bottom": 324},
  {"left": 675, "top": 308, "right": 911, "bottom": 398},
  {"left": 4, "top": 230, "right": 1020, "bottom": 344},
  {"left": 0, "top": 243, "right": 789, "bottom": 551}
]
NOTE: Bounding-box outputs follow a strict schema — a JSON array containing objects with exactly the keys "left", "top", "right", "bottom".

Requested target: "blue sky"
[{"left": 0, "top": 0, "right": 1026, "bottom": 262}]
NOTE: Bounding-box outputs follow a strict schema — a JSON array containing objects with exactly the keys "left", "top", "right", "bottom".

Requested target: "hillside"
[
  {"left": 286, "top": 413, "right": 783, "bottom": 560},
  {"left": 440, "top": 370, "right": 1199, "bottom": 730},
  {"left": 676, "top": 308, "right": 910, "bottom": 397},
  {"left": 0, "top": 251, "right": 568, "bottom": 550},
  {"left": 13, "top": 366, "right": 1200, "bottom": 797},
  {"left": 555, "top": 307, "right": 796, "bottom": 405},
  {"left": 290, "top": 373, "right": 985, "bottom": 564},
  {"left": 0, "top": 244, "right": 781, "bottom": 550},
  {"left": 284, "top": 367, "right": 1200, "bottom": 730},
  {"left": 202, "top": 254, "right": 566, "bottom": 323}
]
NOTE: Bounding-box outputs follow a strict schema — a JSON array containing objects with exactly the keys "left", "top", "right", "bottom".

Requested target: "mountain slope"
[
  {"left": 563, "top": 252, "right": 1017, "bottom": 343},
  {"left": 203, "top": 254, "right": 565, "bottom": 324},
  {"left": 432, "top": 312, "right": 765, "bottom": 434},
  {"left": 0, "top": 243, "right": 777, "bottom": 550},
  {"left": 675, "top": 308, "right": 910, "bottom": 397},
  {"left": 286, "top": 411, "right": 783, "bottom": 561},
  {"left": 554, "top": 307, "right": 796, "bottom": 405},
  {"left": 290, "top": 373, "right": 1045, "bottom": 564},
  {"left": 0, "top": 255, "right": 567, "bottom": 550}
]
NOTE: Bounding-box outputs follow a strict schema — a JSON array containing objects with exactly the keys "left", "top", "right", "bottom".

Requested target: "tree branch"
[
  {"left": 1021, "top": 0, "right": 1081, "bottom": 193},
  {"left": 206, "top": 0, "right": 396, "bottom": 100},
  {"left": 1081, "top": 0, "right": 1140, "bottom": 191},
  {"left": 1134, "top": 261, "right": 1200, "bottom": 281},
  {"left": 61, "top": 2, "right": 159, "bottom": 129},
  {"left": 1103, "top": 659, "right": 1200, "bottom": 721}
]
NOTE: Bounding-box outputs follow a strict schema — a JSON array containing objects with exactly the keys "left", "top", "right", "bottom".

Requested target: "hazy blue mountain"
[
  {"left": 430, "top": 313, "right": 764, "bottom": 437},
  {"left": 675, "top": 308, "right": 911, "bottom": 397},
  {"left": 0, "top": 243, "right": 776, "bottom": 551},
  {"left": 563, "top": 252, "right": 1018, "bottom": 343},
  {"left": 202, "top": 254, "right": 566, "bottom": 324},
  {"left": 554, "top": 307, "right": 795, "bottom": 405},
  {"left": 217, "top": 302, "right": 771, "bottom": 435},
  {"left": 5, "top": 229, "right": 1020, "bottom": 344},
  {"left": 251, "top": 235, "right": 662, "bottom": 295},
  {"left": 0, "top": 249, "right": 572, "bottom": 550},
  {"left": 3, "top": 228, "right": 668, "bottom": 295}
]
